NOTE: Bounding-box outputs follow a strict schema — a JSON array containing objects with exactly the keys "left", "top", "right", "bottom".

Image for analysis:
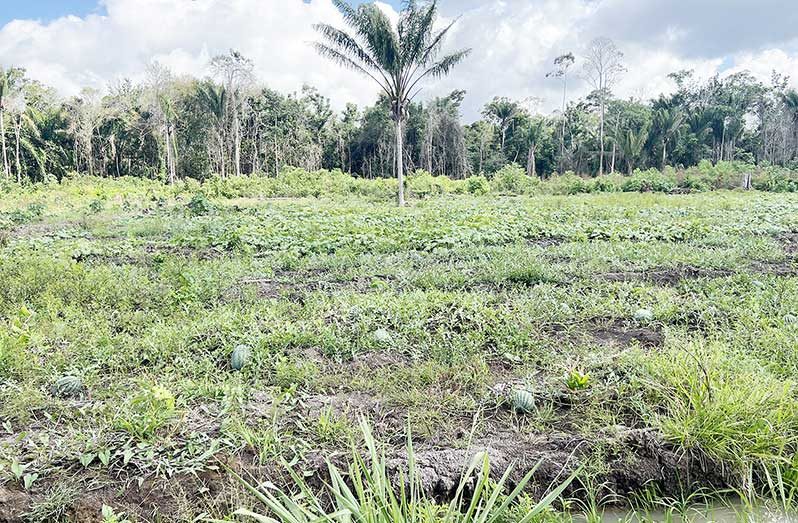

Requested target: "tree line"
[{"left": 1, "top": 2, "right": 797, "bottom": 190}]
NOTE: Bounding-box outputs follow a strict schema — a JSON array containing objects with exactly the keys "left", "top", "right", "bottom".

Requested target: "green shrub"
[
  {"left": 590, "top": 174, "right": 623, "bottom": 192},
  {"left": 407, "top": 169, "right": 455, "bottom": 197},
  {"left": 465, "top": 175, "right": 491, "bottom": 195},
  {"left": 186, "top": 193, "right": 214, "bottom": 216},
  {"left": 753, "top": 167, "right": 798, "bottom": 192},
  {"left": 492, "top": 163, "right": 538, "bottom": 194},
  {"left": 547, "top": 172, "right": 593, "bottom": 195},
  {"left": 621, "top": 168, "right": 676, "bottom": 193},
  {"left": 115, "top": 383, "right": 177, "bottom": 441}
]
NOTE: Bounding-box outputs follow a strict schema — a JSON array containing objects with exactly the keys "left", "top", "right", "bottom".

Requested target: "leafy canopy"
[{"left": 314, "top": 0, "right": 471, "bottom": 121}]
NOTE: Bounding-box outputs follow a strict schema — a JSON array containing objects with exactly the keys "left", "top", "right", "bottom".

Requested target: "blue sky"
[
  {"left": 0, "top": 0, "right": 104, "bottom": 26},
  {"left": 0, "top": 0, "right": 402, "bottom": 27}
]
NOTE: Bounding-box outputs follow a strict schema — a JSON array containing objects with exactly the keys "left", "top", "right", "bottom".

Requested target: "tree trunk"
[
  {"left": 741, "top": 171, "right": 752, "bottom": 190},
  {"left": 598, "top": 97, "right": 605, "bottom": 175},
  {"left": 219, "top": 134, "right": 226, "bottom": 178},
  {"left": 0, "top": 109, "right": 8, "bottom": 180},
  {"left": 14, "top": 116, "right": 21, "bottom": 183},
  {"left": 526, "top": 144, "right": 536, "bottom": 178},
  {"left": 165, "top": 127, "right": 176, "bottom": 185},
  {"left": 662, "top": 139, "right": 667, "bottom": 168},
  {"left": 171, "top": 126, "right": 179, "bottom": 183},
  {"left": 610, "top": 143, "right": 616, "bottom": 174},
  {"left": 719, "top": 121, "right": 726, "bottom": 162},
  {"left": 234, "top": 110, "right": 241, "bottom": 177},
  {"left": 560, "top": 78, "right": 567, "bottom": 174},
  {"left": 479, "top": 139, "right": 484, "bottom": 174},
  {"left": 395, "top": 118, "right": 405, "bottom": 207}
]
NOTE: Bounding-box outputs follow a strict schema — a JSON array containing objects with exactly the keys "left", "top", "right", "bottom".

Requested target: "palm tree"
[
  {"left": 197, "top": 83, "right": 228, "bottom": 178},
  {"left": 654, "top": 107, "right": 684, "bottom": 168},
  {"left": 521, "top": 117, "right": 546, "bottom": 178},
  {"left": 0, "top": 67, "right": 11, "bottom": 179},
  {"left": 26, "top": 106, "right": 67, "bottom": 182},
  {"left": 618, "top": 125, "right": 649, "bottom": 174},
  {"left": 314, "top": 0, "right": 470, "bottom": 206},
  {"left": 14, "top": 106, "right": 47, "bottom": 183},
  {"left": 482, "top": 97, "right": 521, "bottom": 152}
]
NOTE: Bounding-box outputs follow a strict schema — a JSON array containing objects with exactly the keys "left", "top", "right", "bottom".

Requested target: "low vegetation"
[{"left": 0, "top": 172, "right": 797, "bottom": 522}]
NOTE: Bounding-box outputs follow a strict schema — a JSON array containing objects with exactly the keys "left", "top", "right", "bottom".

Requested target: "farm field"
[{"left": 2, "top": 177, "right": 798, "bottom": 521}]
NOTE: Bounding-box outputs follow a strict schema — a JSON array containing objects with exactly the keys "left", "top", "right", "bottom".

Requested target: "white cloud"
[
  {"left": 0, "top": 0, "right": 796, "bottom": 122},
  {"left": 0, "top": 0, "right": 379, "bottom": 108}
]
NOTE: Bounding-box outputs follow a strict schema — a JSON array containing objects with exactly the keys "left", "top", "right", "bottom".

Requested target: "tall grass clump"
[
  {"left": 635, "top": 339, "right": 798, "bottom": 500},
  {"left": 219, "top": 419, "right": 578, "bottom": 522}
]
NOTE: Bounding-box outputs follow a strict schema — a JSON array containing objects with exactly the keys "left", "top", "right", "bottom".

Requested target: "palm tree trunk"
[
  {"left": 0, "top": 109, "right": 8, "bottom": 180},
  {"left": 14, "top": 116, "right": 21, "bottom": 183},
  {"left": 395, "top": 118, "right": 405, "bottom": 207}
]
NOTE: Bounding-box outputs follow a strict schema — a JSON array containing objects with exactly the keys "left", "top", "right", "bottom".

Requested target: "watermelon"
[
  {"left": 634, "top": 308, "right": 654, "bottom": 322},
  {"left": 53, "top": 375, "right": 83, "bottom": 397},
  {"left": 785, "top": 314, "right": 797, "bottom": 325},
  {"left": 230, "top": 345, "right": 252, "bottom": 371},
  {"left": 510, "top": 388, "right": 535, "bottom": 413},
  {"left": 373, "top": 328, "right": 392, "bottom": 344}
]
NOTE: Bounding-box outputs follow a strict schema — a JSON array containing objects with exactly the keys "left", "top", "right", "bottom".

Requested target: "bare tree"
[
  {"left": 66, "top": 88, "right": 105, "bottom": 176},
  {"left": 145, "top": 63, "right": 180, "bottom": 184},
  {"left": 547, "top": 52, "right": 574, "bottom": 173},
  {"left": 211, "top": 50, "right": 254, "bottom": 178},
  {"left": 0, "top": 67, "right": 23, "bottom": 180},
  {"left": 582, "top": 37, "right": 625, "bottom": 175}
]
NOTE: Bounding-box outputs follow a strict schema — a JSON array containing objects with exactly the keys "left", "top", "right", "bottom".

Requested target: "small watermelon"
[
  {"left": 634, "top": 308, "right": 654, "bottom": 323},
  {"left": 230, "top": 345, "right": 252, "bottom": 371},
  {"left": 785, "top": 314, "right": 797, "bottom": 325},
  {"left": 53, "top": 375, "right": 83, "bottom": 397},
  {"left": 510, "top": 388, "right": 535, "bottom": 413},
  {"left": 373, "top": 328, "right": 392, "bottom": 345}
]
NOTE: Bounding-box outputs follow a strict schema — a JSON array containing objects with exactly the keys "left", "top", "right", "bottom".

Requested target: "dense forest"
[{"left": 1, "top": 44, "right": 798, "bottom": 185}]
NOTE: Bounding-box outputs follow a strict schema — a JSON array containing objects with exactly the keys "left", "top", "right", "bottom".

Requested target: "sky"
[{"left": 0, "top": 0, "right": 796, "bottom": 121}]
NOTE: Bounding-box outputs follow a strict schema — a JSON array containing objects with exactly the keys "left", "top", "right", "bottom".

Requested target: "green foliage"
[
  {"left": 639, "top": 340, "right": 798, "bottom": 482},
  {"left": 465, "top": 175, "right": 491, "bottom": 195},
  {"left": 407, "top": 170, "right": 458, "bottom": 198},
  {"left": 565, "top": 370, "right": 590, "bottom": 391},
  {"left": 622, "top": 169, "right": 676, "bottom": 193},
  {"left": 221, "top": 419, "right": 579, "bottom": 523},
  {"left": 115, "top": 383, "right": 177, "bottom": 441},
  {"left": 187, "top": 192, "right": 214, "bottom": 216},
  {"left": 492, "top": 163, "right": 538, "bottom": 194}
]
